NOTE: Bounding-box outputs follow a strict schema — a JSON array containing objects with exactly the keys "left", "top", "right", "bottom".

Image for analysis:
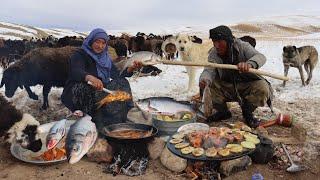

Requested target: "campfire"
[
  {"left": 102, "top": 123, "right": 157, "bottom": 176},
  {"left": 97, "top": 91, "right": 131, "bottom": 108},
  {"left": 104, "top": 141, "right": 150, "bottom": 176},
  {"left": 185, "top": 161, "right": 221, "bottom": 180}
]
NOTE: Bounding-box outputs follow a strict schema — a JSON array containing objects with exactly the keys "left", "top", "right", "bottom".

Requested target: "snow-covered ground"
[
  {"left": 1, "top": 38, "right": 319, "bottom": 105},
  {"left": 129, "top": 38, "right": 320, "bottom": 103},
  {"left": 37, "top": 28, "right": 85, "bottom": 38},
  {"left": 258, "top": 39, "right": 320, "bottom": 101}
]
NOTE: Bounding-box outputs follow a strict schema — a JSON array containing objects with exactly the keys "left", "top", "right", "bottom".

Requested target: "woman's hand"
[
  {"left": 127, "top": 61, "right": 143, "bottom": 73},
  {"left": 85, "top": 75, "right": 103, "bottom": 90}
]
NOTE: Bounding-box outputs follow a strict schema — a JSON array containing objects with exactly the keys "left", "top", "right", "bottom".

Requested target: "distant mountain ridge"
[
  {"left": 1, "top": 15, "right": 320, "bottom": 40},
  {"left": 0, "top": 22, "right": 86, "bottom": 40}
]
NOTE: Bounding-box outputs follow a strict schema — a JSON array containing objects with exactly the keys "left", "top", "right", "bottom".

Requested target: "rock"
[
  {"left": 219, "top": 156, "right": 252, "bottom": 177},
  {"left": 148, "top": 137, "right": 166, "bottom": 160},
  {"left": 160, "top": 147, "right": 187, "bottom": 172},
  {"left": 311, "top": 130, "right": 320, "bottom": 137},
  {"left": 279, "top": 148, "right": 284, "bottom": 153},
  {"left": 291, "top": 155, "right": 301, "bottom": 162},
  {"left": 86, "top": 138, "right": 113, "bottom": 163}
]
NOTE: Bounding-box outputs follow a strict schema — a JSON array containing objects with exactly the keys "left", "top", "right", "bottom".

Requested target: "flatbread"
[
  {"left": 218, "top": 149, "right": 230, "bottom": 156},
  {"left": 172, "top": 133, "right": 185, "bottom": 139},
  {"left": 205, "top": 147, "right": 217, "bottom": 157},
  {"left": 169, "top": 138, "right": 183, "bottom": 144},
  {"left": 244, "top": 135, "right": 260, "bottom": 145},
  {"left": 175, "top": 142, "right": 190, "bottom": 149},
  {"left": 181, "top": 146, "right": 194, "bottom": 154},
  {"left": 230, "top": 145, "right": 243, "bottom": 153},
  {"left": 226, "top": 144, "right": 240, "bottom": 149},
  {"left": 192, "top": 148, "right": 204, "bottom": 157},
  {"left": 241, "top": 141, "right": 256, "bottom": 149}
]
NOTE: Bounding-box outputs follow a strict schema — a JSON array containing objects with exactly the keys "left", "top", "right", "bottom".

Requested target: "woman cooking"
[{"left": 61, "top": 28, "right": 142, "bottom": 131}]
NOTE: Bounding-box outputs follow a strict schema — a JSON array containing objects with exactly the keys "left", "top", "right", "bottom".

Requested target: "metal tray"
[
  {"left": 10, "top": 120, "right": 75, "bottom": 165},
  {"left": 167, "top": 136, "right": 256, "bottom": 162}
]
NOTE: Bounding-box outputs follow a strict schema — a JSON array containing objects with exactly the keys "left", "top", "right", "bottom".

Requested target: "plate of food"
[
  {"left": 10, "top": 120, "right": 75, "bottom": 165},
  {"left": 177, "top": 123, "right": 210, "bottom": 133},
  {"left": 167, "top": 126, "right": 260, "bottom": 161}
]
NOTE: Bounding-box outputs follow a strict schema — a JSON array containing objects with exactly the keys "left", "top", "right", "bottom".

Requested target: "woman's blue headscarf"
[{"left": 81, "top": 28, "right": 112, "bottom": 83}]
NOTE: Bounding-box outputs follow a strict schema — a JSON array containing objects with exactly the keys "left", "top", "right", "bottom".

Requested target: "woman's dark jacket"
[{"left": 61, "top": 48, "right": 132, "bottom": 112}]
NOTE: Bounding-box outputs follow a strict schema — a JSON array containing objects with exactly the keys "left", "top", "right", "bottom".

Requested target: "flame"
[{"left": 97, "top": 91, "right": 131, "bottom": 109}]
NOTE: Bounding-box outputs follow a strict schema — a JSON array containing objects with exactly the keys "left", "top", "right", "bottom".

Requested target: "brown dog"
[{"left": 282, "top": 45, "right": 318, "bottom": 86}]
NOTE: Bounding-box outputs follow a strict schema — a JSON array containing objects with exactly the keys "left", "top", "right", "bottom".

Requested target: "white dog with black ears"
[{"left": 174, "top": 34, "right": 212, "bottom": 92}]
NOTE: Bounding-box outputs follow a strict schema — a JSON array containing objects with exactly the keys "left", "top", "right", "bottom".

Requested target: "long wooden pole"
[{"left": 159, "top": 60, "right": 289, "bottom": 81}]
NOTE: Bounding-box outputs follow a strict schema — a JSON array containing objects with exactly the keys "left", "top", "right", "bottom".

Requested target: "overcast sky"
[{"left": 1, "top": 0, "right": 319, "bottom": 31}]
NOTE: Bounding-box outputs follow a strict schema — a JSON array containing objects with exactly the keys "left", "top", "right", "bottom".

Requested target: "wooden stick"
[{"left": 160, "top": 60, "right": 289, "bottom": 81}]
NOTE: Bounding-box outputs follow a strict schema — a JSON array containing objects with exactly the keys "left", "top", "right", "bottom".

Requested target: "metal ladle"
[
  {"left": 87, "top": 81, "right": 115, "bottom": 94},
  {"left": 281, "top": 143, "right": 305, "bottom": 173}
]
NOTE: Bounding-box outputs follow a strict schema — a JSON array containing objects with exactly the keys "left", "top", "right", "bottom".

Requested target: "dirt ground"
[{"left": 1, "top": 92, "right": 320, "bottom": 180}]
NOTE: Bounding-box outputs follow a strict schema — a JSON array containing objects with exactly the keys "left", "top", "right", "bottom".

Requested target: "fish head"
[
  {"left": 68, "top": 142, "right": 83, "bottom": 164},
  {"left": 46, "top": 138, "right": 58, "bottom": 150},
  {"left": 135, "top": 99, "right": 148, "bottom": 110}
]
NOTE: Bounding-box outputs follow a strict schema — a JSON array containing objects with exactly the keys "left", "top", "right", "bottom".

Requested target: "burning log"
[
  {"left": 184, "top": 161, "right": 221, "bottom": 180},
  {"left": 104, "top": 142, "right": 149, "bottom": 176}
]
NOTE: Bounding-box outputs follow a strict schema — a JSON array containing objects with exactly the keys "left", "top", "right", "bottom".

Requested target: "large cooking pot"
[{"left": 102, "top": 123, "right": 158, "bottom": 144}]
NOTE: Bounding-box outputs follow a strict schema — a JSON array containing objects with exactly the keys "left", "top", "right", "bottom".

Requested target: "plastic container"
[{"left": 251, "top": 173, "right": 264, "bottom": 180}]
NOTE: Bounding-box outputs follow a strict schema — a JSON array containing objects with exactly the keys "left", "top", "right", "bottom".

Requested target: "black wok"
[{"left": 102, "top": 123, "right": 158, "bottom": 144}]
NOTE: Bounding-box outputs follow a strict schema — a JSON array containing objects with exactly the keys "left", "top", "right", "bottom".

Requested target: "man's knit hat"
[{"left": 209, "top": 25, "right": 233, "bottom": 43}]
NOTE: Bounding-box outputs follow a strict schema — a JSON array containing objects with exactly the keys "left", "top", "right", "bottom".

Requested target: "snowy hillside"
[
  {"left": 0, "top": 22, "right": 86, "bottom": 40},
  {"left": 1, "top": 15, "right": 320, "bottom": 40}
]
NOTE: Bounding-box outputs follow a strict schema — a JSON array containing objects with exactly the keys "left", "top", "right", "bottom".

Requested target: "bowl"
[{"left": 152, "top": 112, "right": 196, "bottom": 136}]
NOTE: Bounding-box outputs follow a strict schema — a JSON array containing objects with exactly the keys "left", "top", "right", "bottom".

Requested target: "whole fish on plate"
[
  {"left": 46, "top": 119, "right": 67, "bottom": 150},
  {"left": 66, "top": 115, "right": 97, "bottom": 164},
  {"left": 136, "top": 97, "right": 195, "bottom": 120},
  {"left": 119, "top": 51, "right": 162, "bottom": 75}
]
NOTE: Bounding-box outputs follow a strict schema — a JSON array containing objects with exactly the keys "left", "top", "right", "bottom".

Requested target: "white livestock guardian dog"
[{"left": 175, "top": 34, "right": 212, "bottom": 91}]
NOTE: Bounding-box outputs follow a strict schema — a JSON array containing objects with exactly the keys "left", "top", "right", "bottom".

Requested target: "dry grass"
[
  {"left": 273, "top": 24, "right": 306, "bottom": 33},
  {"left": 231, "top": 24, "right": 262, "bottom": 33},
  {"left": 305, "top": 25, "right": 320, "bottom": 32}
]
